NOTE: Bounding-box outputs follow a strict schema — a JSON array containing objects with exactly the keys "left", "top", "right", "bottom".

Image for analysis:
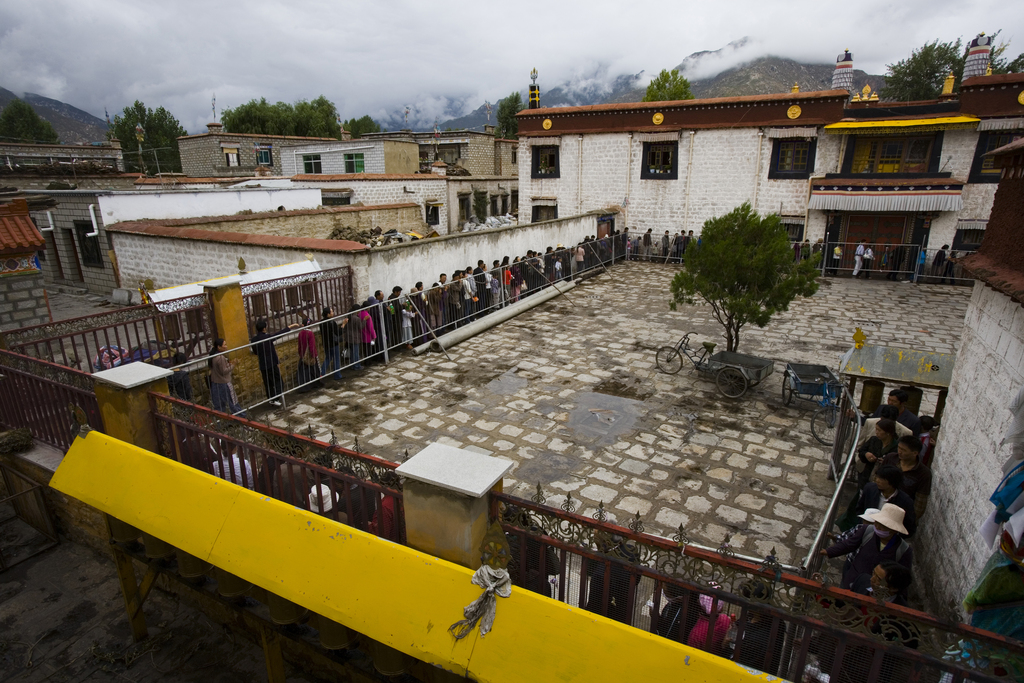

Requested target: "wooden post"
[
  {"left": 110, "top": 544, "right": 152, "bottom": 642},
  {"left": 260, "top": 625, "right": 287, "bottom": 683}
]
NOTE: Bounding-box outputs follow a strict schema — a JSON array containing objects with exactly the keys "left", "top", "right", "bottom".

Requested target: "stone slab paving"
[{"left": 266, "top": 264, "right": 971, "bottom": 566}]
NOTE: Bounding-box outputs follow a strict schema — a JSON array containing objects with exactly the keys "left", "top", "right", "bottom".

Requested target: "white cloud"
[{"left": 1, "top": 0, "right": 1021, "bottom": 133}]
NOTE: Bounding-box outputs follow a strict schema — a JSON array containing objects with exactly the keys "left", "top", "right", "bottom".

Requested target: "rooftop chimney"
[
  {"left": 207, "top": 122, "right": 224, "bottom": 134},
  {"left": 529, "top": 68, "right": 540, "bottom": 110},
  {"left": 484, "top": 124, "right": 496, "bottom": 134},
  {"left": 831, "top": 50, "right": 854, "bottom": 91},
  {"left": 964, "top": 33, "right": 993, "bottom": 80}
]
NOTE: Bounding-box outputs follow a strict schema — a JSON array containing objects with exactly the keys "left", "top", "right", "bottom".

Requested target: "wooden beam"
[
  {"left": 110, "top": 545, "right": 148, "bottom": 642},
  {"left": 260, "top": 626, "right": 286, "bottom": 683}
]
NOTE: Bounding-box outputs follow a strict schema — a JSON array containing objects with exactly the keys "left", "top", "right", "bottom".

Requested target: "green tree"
[
  {"left": 670, "top": 203, "right": 820, "bottom": 352},
  {"left": 343, "top": 115, "right": 381, "bottom": 138},
  {"left": 221, "top": 96, "right": 342, "bottom": 138},
  {"left": 496, "top": 91, "right": 523, "bottom": 139},
  {"left": 108, "top": 101, "right": 186, "bottom": 174},
  {"left": 0, "top": 99, "right": 59, "bottom": 144},
  {"left": 880, "top": 39, "right": 965, "bottom": 101},
  {"left": 642, "top": 69, "right": 694, "bottom": 102}
]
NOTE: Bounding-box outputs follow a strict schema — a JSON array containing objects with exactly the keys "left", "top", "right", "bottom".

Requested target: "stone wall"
[
  {"left": 277, "top": 141, "right": 419, "bottom": 176},
  {"left": 0, "top": 267, "right": 49, "bottom": 331},
  {"left": 917, "top": 282, "right": 1024, "bottom": 608},
  {"left": 110, "top": 212, "right": 600, "bottom": 300},
  {"left": 519, "top": 131, "right": 842, "bottom": 236},
  {"left": 178, "top": 134, "right": 333, "bottom": 178},
  {"left": 495, "top": 140, "right": 518, "bottom": 176},
  {"left": 314, "top": 177, "right": 449, "bottom": 234},
  {"left": 98, "top": 188, "right": 323, "bottom": 224},
  {"left": 446, "top": 177, "right": 517, "bottom": 230},
  {"left": 29, "top": 193, "right": 119, "bottom": 296},
  {"left": 0, "top": 174, "right": 141, "bottom": 192},
  {"left": 0, "top": 142, "right": 124, "bottom": 171}
]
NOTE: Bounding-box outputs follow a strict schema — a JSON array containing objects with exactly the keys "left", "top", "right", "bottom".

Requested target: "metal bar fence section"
[
  {"left": 169, "top": 236, "right": 630, "bottom": 414},
  {"left": 492, "top": 492, "right": 1024, "bottom": 682},
  {"left": 819, "top": 242, "right": 976, "bottom": 284},
  {"left": 242, "top": 266, "right": 354, "bottom": 338},
  {"left": 2, "top": 293, "right": 216, "bottom": 373},
  {"left": 0, "top": 350, "right": 102, "bottom": 451},
  {"left": 148, "top": 393, "right": 405, "bottom": 544}
]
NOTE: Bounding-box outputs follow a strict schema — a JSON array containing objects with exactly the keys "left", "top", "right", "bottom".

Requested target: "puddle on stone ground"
[
  {"left": 565, "top": 392, "right": 644, "bottom": 446},
  {"left": 515, "top": 452, "right": 580, "bottom": 484},
  {"left": 485, "top": 370, "right": 529, "bottom": 396},
  {"left": 593, "top": 378, "right": 653, "bottom": 401}
]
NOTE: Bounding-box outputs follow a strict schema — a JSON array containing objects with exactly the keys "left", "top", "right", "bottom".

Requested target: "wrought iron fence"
[
  {"left": 820, "top": 242, "right": 976, "bottom": 284},
  {"left": 0, "top": 350, "right": 102, "bottom": 451},
  {"left": 242, "top": 266, "right": 354, "bottom": 338},
  {"left": 148, "top": 393, "right": 404, "bottom": 544},
  {"left": 2, "top": 293, "right": 216, "bottom": 373},
  {"left": 492, "top": 490, "right": 1024, "bottom": 682}
]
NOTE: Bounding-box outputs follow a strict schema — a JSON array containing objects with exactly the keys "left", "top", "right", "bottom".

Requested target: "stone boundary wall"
[
  {"left": 0, "top": 269, "right": 49, "bottom": 331},
  {"left": 917, "top": 282, "right": 1024, "bottom": 607},
  {"left": 99, "top": 188, "right": 323, "bottom": 225}
]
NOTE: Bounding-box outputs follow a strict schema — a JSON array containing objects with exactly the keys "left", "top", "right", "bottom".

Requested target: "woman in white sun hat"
[{"left": 821, "top": 503, "right": 913, "bottom": 590}]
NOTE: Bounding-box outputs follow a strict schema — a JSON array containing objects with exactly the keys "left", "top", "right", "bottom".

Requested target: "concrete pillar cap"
[
  {"left": 93, "top": 362, "right": 172, "bottom": 389},
  {"left": 397, "top": 442, "right": 513, "bottom": 498}
]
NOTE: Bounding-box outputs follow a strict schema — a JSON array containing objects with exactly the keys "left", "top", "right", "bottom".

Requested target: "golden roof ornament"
[
  {"left": 791, "top": 82, "right": 800, "bottom": 93},
  {"left": 941, "top": 71, "right": 955, "bottom": 96},
  {"left": 986, "top": 62, "right": 993, "bottom": 76},
  {"left": 853, "top": 327, "right": 867, "bottom": 349}
]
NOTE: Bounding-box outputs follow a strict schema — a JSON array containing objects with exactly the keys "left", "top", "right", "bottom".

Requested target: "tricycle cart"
[
  {"left": 781, "top": 363, "right": 842, "bottom": 445},
  {"left": 656, "top": 334, "right": 775, "bottom": 399}
]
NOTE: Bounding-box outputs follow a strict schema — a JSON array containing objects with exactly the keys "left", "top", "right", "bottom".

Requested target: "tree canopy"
[
  {"left": 670, "top": 203, "right": 820, "bottom": 352},
  {"left": 881, "top": 33, "right": 1023, "bottom": 101},
  {"left": 108, "top": 101, "right": 186, "bottom": 174},
  {"left": 0, "top": 99, "right": 59, "bottom": 144},
  {"left": 496, "top": 91, "right": 524, "bottom": 140},
  {"left": 343, "top": 115, "right": 381, "bottom": 138},
  {"left": 642, "top": 69, "right": 694, "bottom": 103},
  {"left": 221, "top": 96, "right": 343, "bottom": 138}
]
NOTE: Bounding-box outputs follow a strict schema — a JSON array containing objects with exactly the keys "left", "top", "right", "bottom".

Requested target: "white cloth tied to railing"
[{"left": 448, "top": 565, "right": 511, "bottom": 639}]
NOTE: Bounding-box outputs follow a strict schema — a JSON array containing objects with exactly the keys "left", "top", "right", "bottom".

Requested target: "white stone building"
[{"left": 277, "top": 139, "right": 420, "bottom": 176}]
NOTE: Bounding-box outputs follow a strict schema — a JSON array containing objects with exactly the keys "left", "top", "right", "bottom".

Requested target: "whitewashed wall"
[
  {"left": 98, "top": 188, "right": 323, "bottom": 225},
  {"left": 111, "top": 212, "right": 600, "bottom": 299},
  {"left": 279, "top": 141, "right": 386, "bottom": 175},
  {"left": 917, "top": 283, "right": 1024, "bottom": 608}
]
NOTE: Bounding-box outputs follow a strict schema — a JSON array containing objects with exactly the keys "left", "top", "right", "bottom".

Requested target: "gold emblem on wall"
[
  {"left": 1018, "top": 91, "right": 1024, "bottom": 105},
  {"left": 542, "top": 118, "right": 553, "bottom": 130},
  {"left": 652, "top": 112, "right": 665, "bottom": 125},
  {"left": 787, "top": 105, "right": 802, "bottom": 119}
]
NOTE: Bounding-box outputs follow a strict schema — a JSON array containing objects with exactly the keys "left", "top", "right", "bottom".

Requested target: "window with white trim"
[{"left": 303, "top": 154, "right": 322, "bottom": 174}]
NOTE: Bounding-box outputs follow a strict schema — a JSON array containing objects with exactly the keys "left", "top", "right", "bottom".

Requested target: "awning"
[
  {"left": 809, "top": 181, "right": 963, "bottom": 212},
  {"left": 823, "top": 116, "right": 980, "bottom": 135},
  {"left": 956, "top": 219, "right": 988, "bottom": 231},
  {"left": 765, "top": 127, "right": 819, "bottom": 139},
  {"left": 977, "top": 118, "right": 1024, "bottom": 132}
]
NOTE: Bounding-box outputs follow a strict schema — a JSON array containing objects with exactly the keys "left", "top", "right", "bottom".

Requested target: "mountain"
[
  {"left": 437, "top": 45, "right": 886, "bottom": 131},
  {"left": 0, "top": 87, "right": 109, "bottom": 144}
]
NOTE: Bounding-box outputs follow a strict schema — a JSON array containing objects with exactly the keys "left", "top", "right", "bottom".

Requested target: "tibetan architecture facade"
[
  {"left": 177, "top": 123, "right": 341, "bottom": 178},
  {"left": 515, "top": 68, "right": 1024, "bottom": 254},
  {"left": 0, "top": 197, "right": 50, "bottom": 330}
]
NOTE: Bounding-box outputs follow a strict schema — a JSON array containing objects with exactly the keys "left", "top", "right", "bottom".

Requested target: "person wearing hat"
[{"left": 821, "top": 504, "right": 913, "bottom": 590}]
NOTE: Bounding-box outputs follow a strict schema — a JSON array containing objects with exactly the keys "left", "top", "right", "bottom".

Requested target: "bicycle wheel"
[
  {"left": 716, "top": 367, "right": 748, "bottom": 398},
  {"left": 781, "top": 375, "right": 794, "bottom": 406},
  {"left": 811, "top": 405, "right": 839, "bottom": 446},
  {"left": 656, "top": 346, "right": 684, "bottom": 375}
]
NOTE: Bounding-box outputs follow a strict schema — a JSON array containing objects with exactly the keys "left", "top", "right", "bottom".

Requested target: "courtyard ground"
[{"left": 263, "top": 263, "right": 972, "bottom": 566}]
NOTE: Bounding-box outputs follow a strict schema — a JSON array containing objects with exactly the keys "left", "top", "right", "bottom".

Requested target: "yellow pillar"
[
  {"left": 204, "top": 276, "right": 261, "bottom": 406},
  {"left": 93, "top": 362, "right": 171, "bottom": 454}
]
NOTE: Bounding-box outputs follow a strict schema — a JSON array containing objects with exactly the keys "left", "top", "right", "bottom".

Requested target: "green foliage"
[
  {"left": 880, "top": 39, "right": 964, "bottom": 101},
  {"left": 221, "top": 95, "right": 342, "bottom": 138},
  {"left": 0, "top": 99, "right": 59, "bottom": 144},
  {"left": 472, "top": 189, "right": 488, "bottom": 221},
  {"left": 496, "top": 91, "right": 524, "bottom": 139},
  {"left": 342, "top": 115, "right": 381, "bottom": 138},
  {"left": 670, "top": 203, "right": 820, "bottom": 352},
  {"left": 108, "top": 101, "right": 186, "bottom": 174},
  {"left": 642, "top": 69, "right": 694, "bottom": 103}
]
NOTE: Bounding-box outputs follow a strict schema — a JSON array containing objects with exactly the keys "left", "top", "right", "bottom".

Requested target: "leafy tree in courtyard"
[
  {"left": 496, "top": 91, "right": 524, "bottom": 139},
  {"left": 221, "top": 96, "right": 343, "bottom": 138},
  {"left": 108, "top": 101, "right": 186, "bottom": 174},
  {"left": 343, "top": 115, "right": 381, "bottom": 138},
  {"left": 0, "top": 99, "right": 59, "bottom": 144},
  {"left": 642, "top": 69, "right": 694, "bottom": 102},
  {"left": 670, "top": 203, "right": 820, "bottom": 352}
]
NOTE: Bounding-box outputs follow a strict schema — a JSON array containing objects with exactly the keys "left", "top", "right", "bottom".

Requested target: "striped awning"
[
  {"left": 977, "top": 118, "right": 1024, "bottom": 131},
  {"left": 809, "top": 181, "right": 963, "bottom": 212},
  {"left": 765, "top": 127, "right": 818, "bottom": 139},
  {"left": 823, "top": 116, "right": 980, "bottom": 135}
]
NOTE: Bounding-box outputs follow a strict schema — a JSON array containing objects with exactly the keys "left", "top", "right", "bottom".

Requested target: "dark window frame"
[
  {"left": 224, "top": 148, "right": 240, "bottom": 167},
  {"left": 841, "top": 132, "right": 943, "bottom": 176},
  {"left": 425, "top": 204, "right": 440, "bottom": 225},
  {"left": 73, "top": 220, "right": 103, "bottom": 268},
  {"left": 768, "top": 139, "right": 817, "bottom": 179},
  {"left": 255, "top": 148, "right": 272, "bottom": 166},
  {"left": 531, "top": 146, "right": 560, "bottom": 179},
  {"left": 969, "top": 131, "right": 1023, "bottom": 183},
  {"left": 531, "top": 204, "right": 558, "bottom": 222},
  {"left": 640, "top": 141, "right": 679, "bottom": 180},
  {"left": 344, "top": 153, "right": 365, "bottom": 174},
  {"left": 303, "top": 154, "right": 322, "bottom": 174}
]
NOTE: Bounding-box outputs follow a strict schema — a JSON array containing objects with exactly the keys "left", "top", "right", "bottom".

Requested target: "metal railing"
[
  {"left": 2, "top": 293, "right": 216, "bottom": 373},
  {"left": 242, "top": 266, "right": 354, "bottom": 337},
  {"left": 820, "top": 241, "right": 976, "bottom": 284},
  {"left": 492, "top": 490, "right": 1024, "bottom": 682},
  {"left": 148, "top": 393, "right": 405, "bottom": 544},
  {"left": 0, "top": 464, "right": 59, "bottom": 571},
  {"left": 0, "top": 350, "right": 102, "bottom": 451}
]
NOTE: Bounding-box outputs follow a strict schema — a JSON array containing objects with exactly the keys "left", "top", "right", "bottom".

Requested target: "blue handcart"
[{"left": 781, "top": 363, "right": 842, "bottom": 445}]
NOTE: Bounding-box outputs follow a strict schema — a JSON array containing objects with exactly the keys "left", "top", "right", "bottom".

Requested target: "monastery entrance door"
[{"left": 845, "top": 214, "right": 907, "bottom": 249}]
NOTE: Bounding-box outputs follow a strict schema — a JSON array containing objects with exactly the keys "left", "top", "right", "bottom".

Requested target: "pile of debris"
[
  {"left": 462, "top": 213, "right": 518, "bottom": 232},
  {"left": 326, "top": 224, "right": 376, "bottom": 243}
]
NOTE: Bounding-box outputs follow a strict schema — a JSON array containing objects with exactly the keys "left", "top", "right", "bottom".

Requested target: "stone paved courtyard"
[{"left": 264, "top": 263, "right": 972, "bottom": 566}]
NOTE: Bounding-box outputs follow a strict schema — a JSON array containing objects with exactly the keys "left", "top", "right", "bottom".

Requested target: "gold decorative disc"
[
  {"left": 787, "top": 105, "right": 802, "bottom": 120},
  {"left": 1018, "top": 91, "right": 1024, "bottom": 105},
  {"left": 542, "top": 118, "right": 553, "bottom": 130},
  {"left": 652, "top": 112, "right": 665, "bottom": 125}
]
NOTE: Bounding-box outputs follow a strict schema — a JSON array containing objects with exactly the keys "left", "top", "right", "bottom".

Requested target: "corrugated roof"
[{"left": 0, "top": 199, "right": 45, "bottom": 253}]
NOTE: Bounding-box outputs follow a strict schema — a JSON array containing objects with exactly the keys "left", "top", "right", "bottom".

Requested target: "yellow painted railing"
[{"left": 51, "top": 431, "right": 774, "bottom": 682}]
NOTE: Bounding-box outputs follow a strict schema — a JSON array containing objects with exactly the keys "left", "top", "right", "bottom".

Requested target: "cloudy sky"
[{"left": 1, "top": 0, "right": 1020, "bottom": 133}]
